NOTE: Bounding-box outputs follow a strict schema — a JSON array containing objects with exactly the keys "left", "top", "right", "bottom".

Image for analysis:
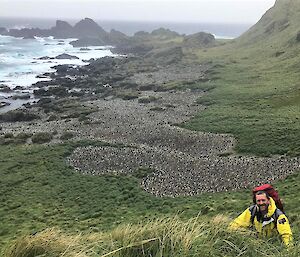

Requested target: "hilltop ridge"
[{"left": 238, "top": 0, "right": 300, "bottom": 48}]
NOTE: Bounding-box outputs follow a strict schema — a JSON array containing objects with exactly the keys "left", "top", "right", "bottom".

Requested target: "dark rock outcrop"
[
  {"left": 0, "top": 102, "right": 10, "bottom": 108},
  {"left": 109, "top": 29, "right": 130, "bottom": 44},
  {"left": 38, "top": 56, "right": 53, "bottom": 60},
  {"left": 296, "top": 31, "right": 300, "bottom": 42},
  {"left": 0, "top": 85, "right": 12, "bottom": 93},
  {"left": 0, "top": 27, "right": 8, "bottom": 35},
  {"left": 183, "top": 32, "right": 215, "bottom": 47},
  {"left": 7, "top": 28, "right": 50, "bottom": 38},
  {"left": 37, "top": 54, "right": 79, "bottom": 60},
  {"left": 134, "top": 31, "right": 150, "bottom": 37},
  {"left": 50, "top": 20, "right": 74, "bottom": 38},
  {"left": 151, "top": 28, "right": 180, "bottom": 38},
  {"left": 55, "top": 53, "right": 79, "bottom": 59},
  {"left": 23, "top": 35, "right": 36, "bottom": 39},
  {"left": 0, "top": 110, "right": 39, "bottom": 122},
  {"left": 70, "top": 37, "right": 105, "bottom": 47},
  {"left": 73, "top": 18, "right": 109, "bottom": 41}
]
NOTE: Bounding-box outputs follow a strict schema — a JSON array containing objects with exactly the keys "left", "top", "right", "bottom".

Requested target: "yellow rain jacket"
[{"left": 230, "top": 198, "right": 293, "bottom": 246}]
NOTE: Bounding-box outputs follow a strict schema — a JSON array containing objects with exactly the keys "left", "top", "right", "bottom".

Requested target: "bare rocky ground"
[{"left": 2, "top": 88, "right": 299, "bottom": 197}]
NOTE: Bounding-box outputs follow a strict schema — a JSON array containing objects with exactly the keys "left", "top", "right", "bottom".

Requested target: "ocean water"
[
  {"left": 0, "top": 35, "right": 114, "bottom": 89},
  {"left": 0, "top": 35, "right": 114, "bottom": 112}
]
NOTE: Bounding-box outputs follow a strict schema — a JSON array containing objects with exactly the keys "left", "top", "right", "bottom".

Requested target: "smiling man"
[{"left": 230, "top": 191, "right": 293, "bottom": 247}]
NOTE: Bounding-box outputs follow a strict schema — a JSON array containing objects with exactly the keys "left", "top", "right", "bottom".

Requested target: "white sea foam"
[{"left": 0, "top": 35, "right": 115, "bottom": 90}]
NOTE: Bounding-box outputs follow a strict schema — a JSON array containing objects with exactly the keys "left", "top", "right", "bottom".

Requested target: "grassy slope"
[
  {"left": 182, "top": 0, "right": 300, "bottom": 156},
  {"left": 0, "top": 142, "right": 252, "bottom": 252},
  {"left": 1, "top": 142, "right": 300, "bottom": 255}
]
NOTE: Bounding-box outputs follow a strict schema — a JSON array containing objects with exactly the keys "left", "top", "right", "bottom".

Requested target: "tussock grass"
[
  {"left": 5, "top": 215, "right": 298, "bottom": 257},
  {"left": 4, "top": 228, "right": 86, "bottom": 257}
]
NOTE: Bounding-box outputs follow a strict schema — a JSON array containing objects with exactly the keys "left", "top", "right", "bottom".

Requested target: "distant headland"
[{"left": 0, "top": 17, "right": 216, "bottom": 50}]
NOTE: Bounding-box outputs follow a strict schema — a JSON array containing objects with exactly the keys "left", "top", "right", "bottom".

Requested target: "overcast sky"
[{"left": 0, "top": 0, "right": 276, "bottom": 24}]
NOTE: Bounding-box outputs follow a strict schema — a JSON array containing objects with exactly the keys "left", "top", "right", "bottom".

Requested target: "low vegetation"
[
  {"left": 138, "top": 96, "right": 158, "bottom": 103},
  {"left": 0, "top": 110, "right": 39, "bottom": 122},
  {"left": 31, "top": 132, "right": 53, "bottom": 144},
  {"left": 60, "top": 132, "right": 75, "bottom": 141},
  {"left": 0, "top": 133, "right": 31, "bottom": 145}
]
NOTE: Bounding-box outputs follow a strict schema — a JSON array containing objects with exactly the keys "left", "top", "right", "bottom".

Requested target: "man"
[{"left": 229, "top": 191, "right": 293, "bottom": 247}]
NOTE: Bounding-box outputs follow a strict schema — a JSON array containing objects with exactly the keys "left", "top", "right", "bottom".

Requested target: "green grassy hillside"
[
  {"left": 238, "top": 0, "right": 300, "bottom": 47},
  {"left": 182, "top": 0, "right": 300, "bottom": 156}
]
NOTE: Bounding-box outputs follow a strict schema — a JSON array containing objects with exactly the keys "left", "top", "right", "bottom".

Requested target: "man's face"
[{"left": 256, "top": 193, "right": 270, "bottom": 212}]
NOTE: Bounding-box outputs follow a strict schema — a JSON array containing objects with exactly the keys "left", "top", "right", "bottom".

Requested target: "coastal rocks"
[
  {"left": 0, "top": 85, "right": 12, "bottom": 93},
  {"left": 38, "top": 54, "right": 79, "bottom": 60},
  {"left": 50, "top": 20, "right": 74, "bottom": 38},
  {"left": 51, "top": 64, "right": 75, "bottom": 74},
  {"left": 55, "top": 54, "right": 79, "bottom": 60},
  {"left": 113, "top": 28, "right": 181, "bottom": 56},
  {"left": 0, "top": 27, "right": 8, "bottom": 35},
  {"left": 36, "top": 74, "right": 51, "bottom": 79},
  {"left": 134, "top": 31, "right": 150, "bottom": 37},
  {"left": 34, "top": 86, "right": 69, "bottom": 98},
  {"left": 73, "top": 18, "right": 109, "bottom": 40},
  {"left": 11, "top": 94, "right": 31, "bottom": 100},
  {"left": 13, "top": 86, "right": 24, "bottom": 90},
  {"left": 7, "top": 28, "right": 47, "bottom": 38},
  {"left": 151, "top": 28, "right": 180, "bottom": 38},
  {"left": 32, "top": 51, "right": 208, "bottom": 102},
  {"left": 67, "top": 18, "right": 112, "bottom": 46},
  {"left": 183, "top": 32, "right": 215, "bottom": 47},
  {"left": 109, "top": 29, "right": 130, "bottom": 44},
  {"left": 70, "top": 38, "right": 105, "bottom": 47},
  {"left": 0, "top": 102, "right": 10, "bottom": 108},
  {"left": 37, "top": 56, "right": 53, "bottom": 60},
  {"left": 23, "top": 35, "right": 36, "bottom": 39},
  {"left": 0, "top": 110, "right": 39, "bottom": 122}
]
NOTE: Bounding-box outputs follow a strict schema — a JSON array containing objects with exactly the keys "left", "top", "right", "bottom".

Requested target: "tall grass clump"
[
  {"left": 4, "top": 228, "right": 87, "bottom": 257},
  {"left": 5, "top": 215, "right": 299, "bottom": 257},
  {"left": 105, "top": 215, "right": 203, "bottom": 256}
]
